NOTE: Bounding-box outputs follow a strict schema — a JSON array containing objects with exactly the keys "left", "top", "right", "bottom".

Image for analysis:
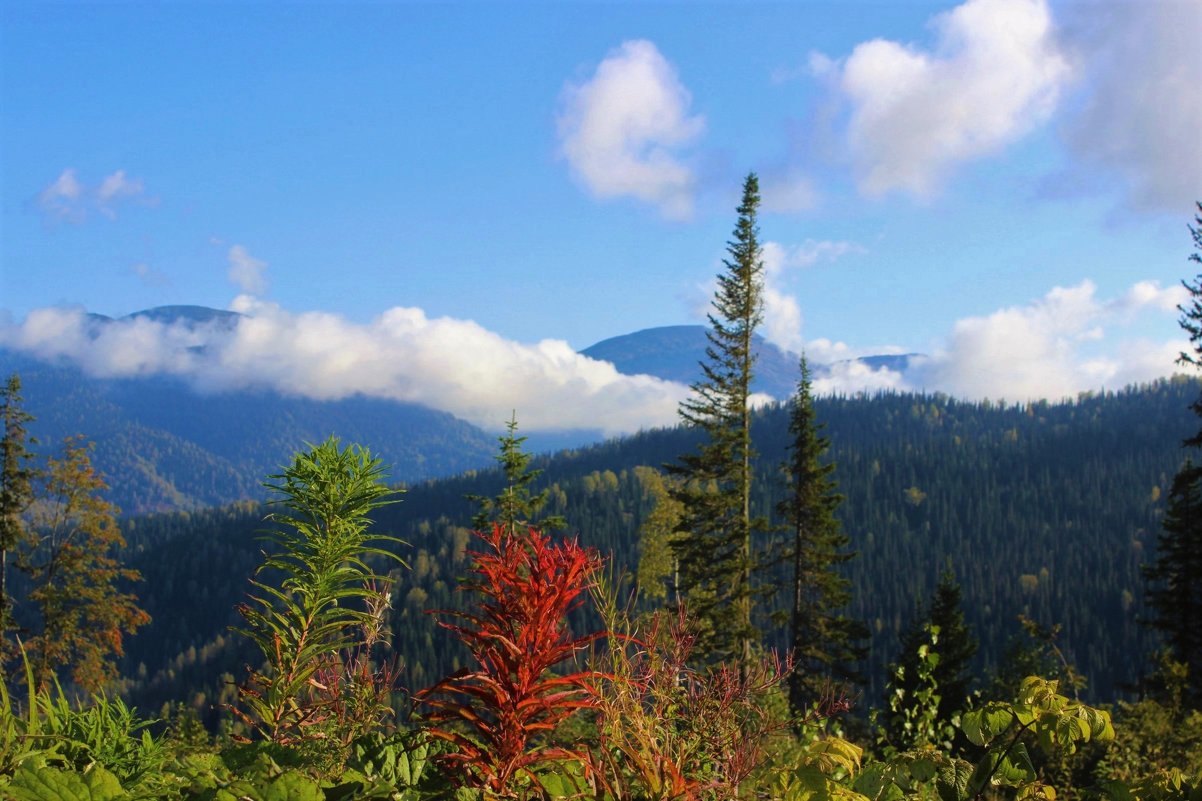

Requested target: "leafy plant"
[
  {"left": 416, "top": 523, "right": 604, "bottom": 798},
  {"left": 233, "top": 437, "right": 405, "bottom": 759}
]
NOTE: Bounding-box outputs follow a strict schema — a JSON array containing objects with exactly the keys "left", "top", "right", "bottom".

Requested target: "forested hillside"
[
  {"left": 115, "top": 378, "right": 1191, "bottom": 722},
  {"left": 0, "top": 349, "right": 496, "bottom": 514}
]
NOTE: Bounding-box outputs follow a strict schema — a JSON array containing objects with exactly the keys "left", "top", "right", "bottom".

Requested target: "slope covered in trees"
[
  {"left": 112, "top": 379, "right": 1192, "bottom": 719},
  {"left": 0, "top": 349, "right": 496, "bottom": 514}
]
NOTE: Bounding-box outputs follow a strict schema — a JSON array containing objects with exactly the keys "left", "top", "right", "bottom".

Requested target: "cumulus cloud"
[
  {"left": 35, "top": 168, "right": 148, "bottom": 222},
  {"left": 825, "top": 0, "right": 1069, "bottom": 197},
  {"left": 557, "top": 40, "right": 705, "bottom": 220},
  {"left": 0, "top": 303, "right": 689, "bottom": 435},
  {"left": 906, "top": 279, "right": 1186, "bottom": 400},
  {"left": 1061, "top": 2, "right": 1202, "bottom": 214},
  {"left": 227, "top": 245, "right": 269, "bottom": 295}
]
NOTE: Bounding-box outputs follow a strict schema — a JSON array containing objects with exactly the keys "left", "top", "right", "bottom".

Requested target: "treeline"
[{"left": 116, "top": 377, "right": 1191, "bottom": 719}]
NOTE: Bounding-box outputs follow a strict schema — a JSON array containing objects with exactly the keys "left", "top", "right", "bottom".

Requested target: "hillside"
[
  {"left": 114, "top": 379, "right": 1193, "bottom": 721},
  {"left": 0, "top": 348, "right": 496, "bottom": 514}
]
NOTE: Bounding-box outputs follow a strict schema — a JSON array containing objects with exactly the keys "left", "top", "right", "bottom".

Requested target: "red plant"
[{"left": 416, "top": 523, "right": 605, "bottom": 797}]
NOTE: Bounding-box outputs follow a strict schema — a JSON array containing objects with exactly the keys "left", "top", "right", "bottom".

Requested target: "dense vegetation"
[{"left": 104, "top": 377, "right": 1191, "bottom": 723}]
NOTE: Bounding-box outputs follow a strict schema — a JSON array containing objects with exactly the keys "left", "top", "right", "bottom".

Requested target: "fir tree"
[
  {"left": 0, "top": 374, "right": 37, "bottom": 663},
  {"left": 669, "top": 173, "right": 767, "bottom": 664},
  {"left": 778, "top": 356, "right": 866, "bottom": 717},
  {"left": 1145, "top": 202, "right": 1202, "bottom": 708},
  {"left": 469, "top": 413, "right": 565, "bottom": 535}
]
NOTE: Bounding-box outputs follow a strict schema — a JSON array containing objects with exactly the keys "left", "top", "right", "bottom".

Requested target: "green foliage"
[
  {"left": 670, "top": 172, "right": 769, "bottom": 665},
  {"left": 234, "top": 437, "right": 405, "bottom": 758},
  {"left": 886, "top": 575, "right": 977, "bottom": 751}
]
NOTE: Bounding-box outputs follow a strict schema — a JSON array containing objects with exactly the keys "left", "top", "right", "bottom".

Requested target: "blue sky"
[{"left": 1, "top": 0, "right": 1200, "bottom": 433}]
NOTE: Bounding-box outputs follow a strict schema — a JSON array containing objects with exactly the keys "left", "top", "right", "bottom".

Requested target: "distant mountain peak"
[
  {"left": 581, "top": 324, "right": 921, "bottom": 398},
  {"left": 121, "top": 305, "right": 242, "bottom": 327}
]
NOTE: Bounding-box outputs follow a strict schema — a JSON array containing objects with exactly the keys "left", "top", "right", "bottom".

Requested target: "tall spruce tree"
[
  {"left": 779, "top": 356, "right": 866, "bottom": 717},
  {"left": 1144, "top": 201, "right": 1202, "bottom": 708},
  {"left": 0, "top": 374, "right": 37, "bottom": 663},
  {"left": 668, "top": 172, "right": 766, "bottom": 664}
]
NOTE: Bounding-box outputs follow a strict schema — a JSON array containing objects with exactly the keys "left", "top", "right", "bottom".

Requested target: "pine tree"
[
  {"left": 668, "top": 172, "right": 767, "bottom": 664},
  {"left": 20, "top": 436, "right": 150, "bottom": 692},
  {"left": 0, "top": 374, "right": 37, "bottom": 663},
  {"left": 778, "top": 356, "right": 866, "bottom": 717},
  {"left": 469, "top": 413, "right": 565, "bottom": 535},
  {"left": 1145, "top": 201, "right": 1202, "bottom": 709}
]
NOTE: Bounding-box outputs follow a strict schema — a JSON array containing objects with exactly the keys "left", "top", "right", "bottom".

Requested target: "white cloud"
[
  {"left": 1110, "top": 280, "right": 1188, "bottom": 316},
  {"left": 35, "top": 168, "right": 148, "bottom": 222},
  {"left": 1061, "top": 2, "right": 1202, "bottom": 214},
  {"left": 827, "top": 0, "right": 1069, "bottom": 197},
  {"left": 96, "top": 170, "right": 145, "bottom": 218},
  {"left": 906, "top": 279, "right": 1186, "bottom": 400},
  {"left": 813, "top": 360, "right": 908, "bottom": 396},
  {"left": 227, "top": 245, "right": 269, "bottom": 295},
  {"left": 0, "top": 303, "right": 689, "bottom": 436},
  {"left": 557, "top": 40, "right": 705, "bottom": 220},
  {"left": 37, "top": 169, "right": 84, "bottom": 222}
]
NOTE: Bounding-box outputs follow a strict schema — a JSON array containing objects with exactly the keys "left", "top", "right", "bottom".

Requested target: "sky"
[{"left": 1, "top": 0, "right": 1200, "bottom": 434}]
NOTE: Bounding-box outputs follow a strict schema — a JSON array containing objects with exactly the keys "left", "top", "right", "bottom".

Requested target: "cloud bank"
[
  {"left": 906, "top": 279, "right": 1186, "bottom": 399},
  {"left": 0, "top": 278, "right": 1184, "bottom": 434},
  {"left": 824, "top": 0, "right": 1069, "bottom": 197},
  {"left": 557, "top": 40, "right": 705, "bottom": 220},
  {"left": 0, "top": 302, "right": 688, "bottom": 435}
]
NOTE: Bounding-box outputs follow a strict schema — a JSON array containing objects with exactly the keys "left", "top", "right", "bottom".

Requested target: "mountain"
[
  {"left": 581, "top": 325, "right": 918, "bottom": 397},
  {"left": 0, "top": 347, "right": 496, "bottom": 515}
]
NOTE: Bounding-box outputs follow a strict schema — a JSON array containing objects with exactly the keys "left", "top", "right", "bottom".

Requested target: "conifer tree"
[
  {"left": 469, "top": 413, "right": 564, "bottom": 535},
  {"left": 1145, "top": 201, "right": 1202, "bottom": 708},
  {"left": 0, "top": 374, "right": 37, "bottom": 663},
  {"left": 778, "top": 356, "right": 866, "bottom": 717},
  {"left": 669, "top": 173, "right": 767, "bottom": 664}
]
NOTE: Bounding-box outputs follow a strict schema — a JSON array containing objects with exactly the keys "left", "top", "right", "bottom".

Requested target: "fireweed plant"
[
  {"left": 416, "top": 523, "right": 605, "bottom": 798},
  {"left": 233, "top": 437, "right": 405, "bottom": 758}
]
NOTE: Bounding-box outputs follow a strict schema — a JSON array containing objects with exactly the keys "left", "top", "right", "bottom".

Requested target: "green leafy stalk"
[{"left": 233, "top": 437, "right": 406, "bottom": 749}]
